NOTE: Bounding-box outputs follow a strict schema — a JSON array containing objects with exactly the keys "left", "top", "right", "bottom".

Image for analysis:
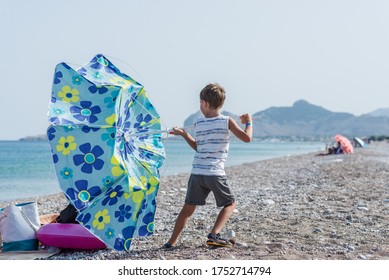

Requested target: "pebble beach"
[{"left": 1, "top": 142, "right": 388, "bottom": 260}]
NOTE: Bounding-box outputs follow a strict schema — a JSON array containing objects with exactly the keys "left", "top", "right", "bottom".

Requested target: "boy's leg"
[
  {"left": 167, "top": 203, "right": 197, "bottom": 246},
  {"left": 211, "top": 201, "right": 236, "bottom": 235}
]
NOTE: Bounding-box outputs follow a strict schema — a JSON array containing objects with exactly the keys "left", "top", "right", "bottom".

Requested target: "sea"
[{"left": 0, "top": 139, "right": 324, "bottom": 202}]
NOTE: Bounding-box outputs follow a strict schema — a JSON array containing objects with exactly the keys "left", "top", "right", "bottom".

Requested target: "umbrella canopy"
[
  {"left": 354, "top": 137, "right": 366, "bottom": 148},
  {"left": 47, "top": 54, "right": 165, "bottom": 251},
  {"left": 335, "top": 134, "right": 353, "bottom": 154}
]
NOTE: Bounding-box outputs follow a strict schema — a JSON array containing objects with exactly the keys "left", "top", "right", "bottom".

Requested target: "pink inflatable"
[{"left": 37, "top": 223, "right": 106, "bottom": 250}]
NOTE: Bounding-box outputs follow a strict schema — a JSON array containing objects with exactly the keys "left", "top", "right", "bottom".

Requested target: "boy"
[{"left": 164, "top": 83, "right": 253, "bottom": 248}]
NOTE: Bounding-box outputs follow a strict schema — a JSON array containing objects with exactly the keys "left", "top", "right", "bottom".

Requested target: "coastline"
[{"left": 1, "top": 142, "right": 388, "bottom": 260}]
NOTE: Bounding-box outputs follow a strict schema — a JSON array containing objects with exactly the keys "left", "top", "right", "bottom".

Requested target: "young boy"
[{"left": 163, "top": 83, "right": 253, "bottom": 248}]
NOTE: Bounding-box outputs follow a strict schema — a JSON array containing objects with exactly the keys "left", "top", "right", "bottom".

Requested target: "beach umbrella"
[
  {"left": 335, "top": 134, "right": 353, "bottom": 154},
  {"left": 47, "top": 54, "right": 166, "bottom": 251},
  {"left": 354, "top": 137, "right": 366, "bottom": 148}
]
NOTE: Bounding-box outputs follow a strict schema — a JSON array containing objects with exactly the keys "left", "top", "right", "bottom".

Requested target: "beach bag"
[{"left": 0, "top": 202, "right": 40, "bottom": 252}]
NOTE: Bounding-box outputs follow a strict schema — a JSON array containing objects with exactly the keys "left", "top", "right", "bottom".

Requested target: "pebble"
[
  {"left": 263, "top": 199, "right": 275, "bottom": 206},
  {"left": 3, "top": 142, "right": 388, "bottom": 260},
  {"left": 313, "top": 228, "right": 323, "bottom": 233},
  {"left": 235, "top": 242, "right": 248, "bottom": 247},
  {"left": 347, "top": 245, "right": 356, "bottom": 251}
]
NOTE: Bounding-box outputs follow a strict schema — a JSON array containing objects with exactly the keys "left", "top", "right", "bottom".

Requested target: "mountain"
[
  {"left": 366, "top": 108, "right": 389, "bottom": 118},
  {"left": 183, "top": 100, "right": 389, "bottom": 139}
]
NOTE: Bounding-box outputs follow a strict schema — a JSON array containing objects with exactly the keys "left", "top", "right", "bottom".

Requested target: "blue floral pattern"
[
  {"left": 47, "top": 54, "right": 166, "bottom": 252},
  {"left": 70, "top": 101, "right": 101, "bottom": 124},
  {"left": 66, "top": 179, "right": 102, "bottom": 210},
  {"left": 73, "top": 143, "right": 105, "bottom": 174}
]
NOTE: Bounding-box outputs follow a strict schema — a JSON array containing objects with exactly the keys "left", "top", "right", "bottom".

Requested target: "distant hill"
[
  {"left": 366, "top": 108, "right": 389, "bottom": 118},
  {"left": 183, "top": 100, "right": 389, "bottom": 139},
  {"left": 19, "top": 134, "right": 47, "bottom": 141}
]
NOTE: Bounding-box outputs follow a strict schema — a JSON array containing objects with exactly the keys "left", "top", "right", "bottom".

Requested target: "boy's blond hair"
[{"left": 199, "top": 83, "right": 226, "bottom": 109}]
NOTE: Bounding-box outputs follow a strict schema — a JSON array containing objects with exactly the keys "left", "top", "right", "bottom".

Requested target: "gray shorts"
[{"left": 185, "top": 174, "right": 235, "bottom": 207}]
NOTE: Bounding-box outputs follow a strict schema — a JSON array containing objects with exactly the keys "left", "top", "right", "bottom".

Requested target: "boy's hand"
[
  {"left": 170, "top": 126, "right": 186, "bottom": 136},
  {"left": 240, "top": 114, "right": 252, "bottom": 124}
]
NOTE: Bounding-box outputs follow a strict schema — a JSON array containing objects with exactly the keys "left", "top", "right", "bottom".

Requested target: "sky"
[{"left": 1, "top": 0, "right": 389, "bottom": 140}]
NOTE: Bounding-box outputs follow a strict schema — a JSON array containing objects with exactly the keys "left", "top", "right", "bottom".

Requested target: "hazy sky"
[{"left": 1, "top": 0, "right": 389, "bottom": 140}]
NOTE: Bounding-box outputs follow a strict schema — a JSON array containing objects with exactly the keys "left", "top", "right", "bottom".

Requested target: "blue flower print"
[
  {"left": 77, "top": 213, "right": 92, "bottom": 229},
  {"left": 102, "top": 176, "right": 115, "bottom": 187},
  {"left": 66, "top": 179, "right": 102, "bottom": 210},
  {"left": 51, "top": 107, "right": 65, "bottom": 118},
  {"left": 49, "top": 117, "right": 60, "bottom": 124},
  {"left": 52, "top": 154, "right": 58, "bottom": 164},
  {"left": 72, "top": 75, "right": 83, "bottom": 85},
  {"left": 114, "top": 226, "right": 135, "bottom": 251},
  {"left": 101, "top": 127, "right": 116, "bottom": 147},
  {"left": 102, "top": 184, "right": 124, "bottom": 206},
  {"left": 53, "top": 71, "right": 63, "bottom": 84},
  {"left": 117, "top": 100, "right": 131, "bottom": 129},
  {"left": 134, "top": 113, "right": 152, "bottom": 140},
  {"left": 115, "top": 204, "right": 132, "bottom": 222},
  {"left": 117, "top": 116, "right": 131, "bottom": 133},
  {"left": 124, "top": 98, "right": 132, "bottom": 114},
  {"left": 128, "top": 88, "right": 138, "bottom": 103},
  {"left": 62, "top": 120, "right": 75, "bottom": 131},
  {"left": 61, "top": 63, "right": 71, "bottom": 70},
  {"left": 118, "top": 138, "right": 135, "bottom": 161},
  {"left": 77, "top": 67, "right": 87, "bottom": 76},
  {"left": 92, "top": 72, "right": 103, "bottom": 80},
  {"left": 138, "top": 212, "right": 155, "bottom": 236},
  {"left": 73, "top": 143, "right": 105, "bottom": 174},
  {"left": 104, "top": 90, "right": 119, "bottom": 108},
  {"left": 135, "top": 199, "right": 147, "bottom": 220},
  {"left": 82, "top": 126, "right": 100, "bottom": 133},
  {"left": 70, "top": 101, "right": 101, "bottom": 124},
  {"left": 88, "top": 84, "right": 108, "bottom": 94},
  {"left": 90, "top": 55, "right": 116, "bottom": 74},
  {"left": 105, "top": 228, "right": 115, "bottom": 239},
  {"left": 60, "top": 167, "right": 73, "bottom": 180},
  {"left": 139, "top": 147, "right": 153, "bottom": 161},
  {"left": 47, "top": 126, "right": 56, "bottom": 141}
]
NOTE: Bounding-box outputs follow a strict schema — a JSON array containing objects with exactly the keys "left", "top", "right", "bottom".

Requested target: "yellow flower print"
[
  {"left": 93, "top": 209, "right": 110, "bottom": 231},
  {"left": 111, "top": 156, "right": 127, "bottom": 177},
  {"left": 56, "top": 136, "right": 77, "bottom": 155},
  {"left": 146, "top": 175, "right": 159, "bottom": 195},
  {"left": 109, "top": 76, "right": 134, "bottom": 87},
  {"left": 58, "top": 85, "right": 80, "bottom": 103},
  {"left": 101, "top": 114, "right": 116, "bottom": 129},
  {"left": 129, "top": 177, "right": 145, "bottom": 203}
]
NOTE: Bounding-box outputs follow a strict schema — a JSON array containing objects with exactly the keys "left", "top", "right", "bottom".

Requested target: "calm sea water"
[{"left": 0, "top": 139, "right": 323, "bottom": 202}]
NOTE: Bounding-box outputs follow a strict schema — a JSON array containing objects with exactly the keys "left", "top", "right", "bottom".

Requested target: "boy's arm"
[
  {"left": 229, "top": 114, "right": 253, "bottom": 143},
  {"left": 171, "top": 127, "right": 197, "bottom": 151}
]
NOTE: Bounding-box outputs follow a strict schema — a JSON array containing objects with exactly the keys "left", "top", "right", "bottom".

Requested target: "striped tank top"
[{"left": 191, "top": 115, "right": 230, "bottom": 176}]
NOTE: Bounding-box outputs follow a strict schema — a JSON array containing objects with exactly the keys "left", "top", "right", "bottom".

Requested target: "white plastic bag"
[{"left": 0, "top": 202, "right": 40, "bottom": 252}]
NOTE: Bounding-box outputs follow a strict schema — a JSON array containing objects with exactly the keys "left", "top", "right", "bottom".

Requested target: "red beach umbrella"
[{"left": 335, "top": 134, "right": 353, "bottom": 154}]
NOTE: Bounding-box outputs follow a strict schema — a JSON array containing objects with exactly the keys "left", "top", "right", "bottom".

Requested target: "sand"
[{"left": 1, "top": 142, "right": 388, "bottom": 260}]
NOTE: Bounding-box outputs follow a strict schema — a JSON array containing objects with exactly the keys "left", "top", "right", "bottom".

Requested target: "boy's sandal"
[
  {"left": 162, "top": 242, "right": 175, "bottom": 249},
  {"left": 206, "top": 233, "right": 233, "bottom": 247}
]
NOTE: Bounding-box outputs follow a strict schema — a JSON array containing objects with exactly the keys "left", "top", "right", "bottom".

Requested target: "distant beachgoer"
[
  {"left": 316, "top": 147, "right": 334, "bottom": 156},
  {"left": 316, "top": 141, "right": 343, "bottom": 156},
  {"left": 333, "top": 141, "right": 343, "bottom": 154},
  {"left": 163, "top": 83, "right": 253, "bottom": 249}
]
